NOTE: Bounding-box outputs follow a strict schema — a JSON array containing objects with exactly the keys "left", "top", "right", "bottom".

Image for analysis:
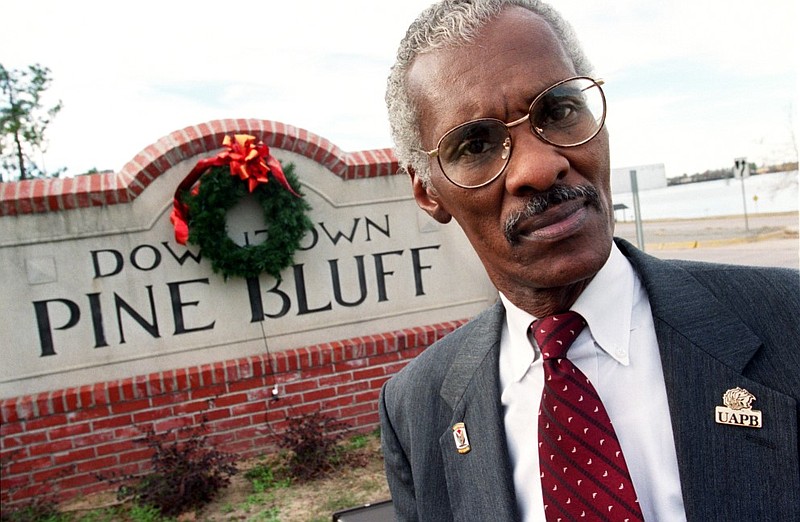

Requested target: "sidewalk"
[
  {"left": 614, "top": 212, "right": 799, "bottom": 269},
  {"left": 614, "top": 211, "right": 799, "bottom": 250}
]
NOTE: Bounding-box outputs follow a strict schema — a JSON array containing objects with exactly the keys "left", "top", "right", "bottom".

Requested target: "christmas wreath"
[{"left": 170, "top": 134, "right": 313, "bottom": 280}]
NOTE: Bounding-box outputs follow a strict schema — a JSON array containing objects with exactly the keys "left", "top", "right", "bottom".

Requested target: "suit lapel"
[
  {"left": 619, "top": 239, "right": 799, "bottom": 520},
  {"left": 438, "top": 303, "right": 520, "bottom": 521}
]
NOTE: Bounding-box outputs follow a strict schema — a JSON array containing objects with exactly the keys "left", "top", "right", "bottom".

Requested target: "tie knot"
[{"left": 531, "top": 311, "right": 586, "bottom": 360}]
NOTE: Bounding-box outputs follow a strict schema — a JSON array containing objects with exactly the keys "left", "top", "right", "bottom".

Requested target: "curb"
[{"left": 646, "top": 229, "right": 798, "bottom": 251}]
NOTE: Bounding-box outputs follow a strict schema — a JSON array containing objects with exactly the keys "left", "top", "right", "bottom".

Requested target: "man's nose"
[{"left": 503, "top": 127, "right": 569, "bottom": 195}]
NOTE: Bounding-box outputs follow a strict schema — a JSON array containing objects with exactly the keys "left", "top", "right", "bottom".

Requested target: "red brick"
[
  {"left": 339, "top": 403, "right": 374, "bottom": 419},
  {"left": 210, "top": 416, "right": 251, "bottom": 432},
  {"left": 71, "top": 430, "right": 117, "bottom": 449},
  {"left": 24, "top": 413, "right": 67, "bottom": 431},
  {"left": 214, "top": 393, "right": 248, "bottom": 408},
  {"left": 48, "top": 422, "right": 91, "bottom": 441},
  {"left": 76, "top": 455, "right": 118, "bottom": 473},
  {"left": 1, "top": 473, "right": 30, "bottom": 491},
  {"left": 96, "top": 439, "right": 136, "bottom": 456},
  {"left": 153, "top": 417, "right": 192, "bottom": 433},
  {"left": 1, "top": 399, "right": 20, "bottom": 423},
  {"left": 221, "top": 440, "right": 253, "bottom": 454},
  {"left": 7, "top": 455, "right": 52, "bottom": 475},
  {"left": 1, "top": 438, "right": 32, "bottom": 456},
  {"left": 353, "top": 412, "right": 380, "bottom": 428},
  {"left": 1, "top": 431, "right": 46, "bottom": 449},
  {"left": 228, "top": 377, "right": 263, "bottom": 393},
  {"left": 334, "top": 359, "right": 368, "bottom": 373},
  {"left": 318, "top": 373, "right": 352, "bottom": 387},
  {"left": 173, "top": 400, "right": 211, "bottom": 416},
  {"left": 206, "top": 432, "right": 236, "bottom": 447},
  {"left": 353, "top": 367, "right": 386, "bottom": 381},
  {"left": 0, "top": 421, "right": 23, "bottom": 437},
  {"left": 369, "top": 376, "right": 391, "bottom": 390},
  {"left": 284, "top": 380, "right": 316, "bottom": 394},
  {"left": 354, "top": 390, "right": 380, "bottom": 404},
  {"left": 188, "top": 369, "right": 202, "bottom": 389},
  {"left": 91, "top": 414, "right": 133, "bottom": 431},
  {"left": 175, "top": 368, "right": 189, "bottom": 389},
  {"left": 151, "top": 391, "right": 189, "bottom": 407},
  {"left": 367, "top": 352, "right": 402, "bottom": 367},
  {"left": 53, "top": 446, "right": 95, "bottom": 465},
  {"left": 322, "top": 395, "right": 354, "bottom": 410},
  {"left": 197, "top": 408, "right": 231, "bottom": 423},
  {"left": 114, "top": 425, "right": 144, "bottom": 440},
  {"left": 336, "top": 381, "right": 370, "bottom": 395},
  {"left": 110, "top": 398, "right": 150, "bottom": 414},
  {"left": 11, "top": 482, "right": 54, "bottom": 501},
  {"left": 68, "top": 405, "right": 111, "bottom": 423},
  {"left": 117, "top": 447, "right": 152, "bottom": 464},
  {"left": 189, "top": 384, "right": 226, "bottom": 400},
  {"left": 132, "top": 406, "right": 173, "bottom": 424},
  {"left": 384, "top": 362, "right": 411, "bottom": 375},
  {"left": 59, "top": 472, "right": 98, "bottom": 490},
  {"left": 302, "top": 387, "right": 336, "bottom": 403},
  {"left": 29, "top": 438, "right": 72, "bottom": 456},
  {"left": 231, "top": 401, "right": 265, "bottom": 417}
]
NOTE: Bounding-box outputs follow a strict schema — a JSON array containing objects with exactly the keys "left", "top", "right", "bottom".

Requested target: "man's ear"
[{"left": 407, "top": 165, "right": 452, "bottom": 224}]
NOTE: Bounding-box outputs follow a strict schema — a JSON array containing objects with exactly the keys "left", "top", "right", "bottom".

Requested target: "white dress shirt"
[{"left": 499, "top": 243, "right": 687, "bottom": 521}]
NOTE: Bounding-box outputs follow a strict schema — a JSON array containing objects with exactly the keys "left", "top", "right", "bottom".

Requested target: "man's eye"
[
  {"left": 548, "top": 103, "right": 576, "bottom": 122},
  {"left": 455, "top": 138, "right": 493, "bottom": 158},
  {"left": 536, "top": 95, "right": 585, "bottom": 127}
]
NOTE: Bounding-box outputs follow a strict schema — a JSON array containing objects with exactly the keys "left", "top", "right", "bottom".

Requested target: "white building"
[{"left": 611, "top": 163, "right": 667, "bottom": 194}]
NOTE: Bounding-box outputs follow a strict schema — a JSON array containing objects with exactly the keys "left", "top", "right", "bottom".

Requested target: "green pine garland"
[{"left": 184, "top": 163, "right": 313, "bottom": 280}]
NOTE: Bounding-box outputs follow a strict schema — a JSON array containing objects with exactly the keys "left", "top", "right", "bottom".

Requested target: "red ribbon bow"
[{"left": 170, "top": 134, "right": 301, "bottom": 245}]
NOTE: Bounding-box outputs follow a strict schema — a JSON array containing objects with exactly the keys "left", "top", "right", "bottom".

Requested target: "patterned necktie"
[{"left": 534, "top": 312, "right": 644, "bottom": 521}]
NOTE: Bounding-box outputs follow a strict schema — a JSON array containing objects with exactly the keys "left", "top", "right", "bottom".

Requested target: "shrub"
[
  {"left": 276, "top": 410, "right": 351, "bottom": 481},
  {"left": 101, "top": 418, "right": 238, "bottom": 518}
]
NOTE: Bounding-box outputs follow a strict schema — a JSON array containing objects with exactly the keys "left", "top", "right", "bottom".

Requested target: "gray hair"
[{"left": 386, "top": 0, "right": 593, "bottom": 184}]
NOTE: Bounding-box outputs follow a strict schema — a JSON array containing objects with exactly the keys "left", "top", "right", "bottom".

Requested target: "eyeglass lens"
[{"left": 437, "top": 77, "right": 605, "bottom": 188}]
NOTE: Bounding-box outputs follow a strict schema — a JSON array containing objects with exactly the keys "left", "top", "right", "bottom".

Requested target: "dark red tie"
[{"left": 534, "top": 312, "right": 644, "bottom": 521}]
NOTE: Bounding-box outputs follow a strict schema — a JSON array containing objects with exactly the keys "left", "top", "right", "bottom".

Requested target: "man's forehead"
[{"left": 406, "top": 8, "right": 573, "bottom": 133}]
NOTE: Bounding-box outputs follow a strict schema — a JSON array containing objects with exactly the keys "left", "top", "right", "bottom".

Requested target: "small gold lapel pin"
[
  {"left": 452, "top": 422, "right": 471, "bottom": 454},
  {"left": 715, "top": 387, "right": 762, "bottom": 429}
]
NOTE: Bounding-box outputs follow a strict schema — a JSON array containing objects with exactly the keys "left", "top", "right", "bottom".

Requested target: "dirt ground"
[{"left": 59, "top": 435, "right": 389, "bottom": 522}]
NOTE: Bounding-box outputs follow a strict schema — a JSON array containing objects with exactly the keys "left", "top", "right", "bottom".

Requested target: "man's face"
[
  {"left": 409, "top": 8, "right": 613, "bottom": 308},
  {"left": 406, "top": 7, "right": 614, "bottom": 308}
]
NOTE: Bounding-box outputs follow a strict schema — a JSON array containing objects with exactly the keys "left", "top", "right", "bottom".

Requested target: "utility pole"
[
  {"left": 734, "top": 157, "right": 750, "bottom": 232},
  {"left": 630, "top": 170, "right": 646, "bottom": 251}
]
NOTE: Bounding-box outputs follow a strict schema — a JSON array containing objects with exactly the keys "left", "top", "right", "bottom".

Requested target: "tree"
[{"left": 0, "top": 63, "right": 62, "bottom": 182}]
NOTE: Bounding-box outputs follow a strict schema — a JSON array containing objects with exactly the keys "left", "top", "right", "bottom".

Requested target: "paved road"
[
  {"left": 647, "top": 237, "right": 799, "bottom": 269},
  {"left": 614, "top": 212, "right": 799, "bottom": 269}
]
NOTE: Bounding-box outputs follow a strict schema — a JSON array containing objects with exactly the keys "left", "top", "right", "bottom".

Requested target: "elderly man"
[{"left": 378, "top": 0, "right": 800, "bottom": 520}]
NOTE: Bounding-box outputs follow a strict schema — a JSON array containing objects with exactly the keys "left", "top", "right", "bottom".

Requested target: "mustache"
[{"left": 503, "top": 184, "right": 602, "bottom": 243}]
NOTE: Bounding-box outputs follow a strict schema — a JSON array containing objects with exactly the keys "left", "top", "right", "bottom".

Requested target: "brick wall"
[{"left": 0, "top": 320, "right": 465, "bottom": 506}]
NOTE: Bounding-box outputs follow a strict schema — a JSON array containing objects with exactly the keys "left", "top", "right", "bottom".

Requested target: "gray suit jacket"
[{"left": 380, "top": 239, "right": 800, "bottom": 521}]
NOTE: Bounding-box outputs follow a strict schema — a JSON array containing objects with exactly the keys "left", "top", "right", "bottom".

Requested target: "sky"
[{"left": 1, "top": 0, "right": 797, "bottom": 180}]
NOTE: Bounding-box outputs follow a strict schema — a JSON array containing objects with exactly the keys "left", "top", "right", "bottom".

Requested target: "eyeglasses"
[{"left": 422, "top": 76, "right": 606, "bottom": 189}]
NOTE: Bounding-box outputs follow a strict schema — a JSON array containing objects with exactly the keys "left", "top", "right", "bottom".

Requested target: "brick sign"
[{"left": 0, "top": 120, "right": 495, "bottom": 399}]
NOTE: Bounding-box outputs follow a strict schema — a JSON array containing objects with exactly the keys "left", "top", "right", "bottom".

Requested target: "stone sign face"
[{"left": 0, "top": 122, "right": 496, "bottom": 398}]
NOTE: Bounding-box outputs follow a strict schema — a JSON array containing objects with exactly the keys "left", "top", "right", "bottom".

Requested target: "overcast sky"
[{"left": 1, "top": 0, "right": 796, "bottom": 179}]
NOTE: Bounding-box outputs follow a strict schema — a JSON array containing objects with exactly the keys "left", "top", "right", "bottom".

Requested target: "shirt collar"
[
  {"left": 572, "top": 243, "right": 635, "bottom": 365},
  {"left": 500, "top": 242, "right": 636, "bottom": 381},
  {"left": 499, "top": 292, "right": 537, "bottom": 383}
]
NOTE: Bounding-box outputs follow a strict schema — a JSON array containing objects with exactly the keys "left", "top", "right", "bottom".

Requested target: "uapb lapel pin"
[{"left": 715, "top": 387, "right": 762, "bottom": 429}]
